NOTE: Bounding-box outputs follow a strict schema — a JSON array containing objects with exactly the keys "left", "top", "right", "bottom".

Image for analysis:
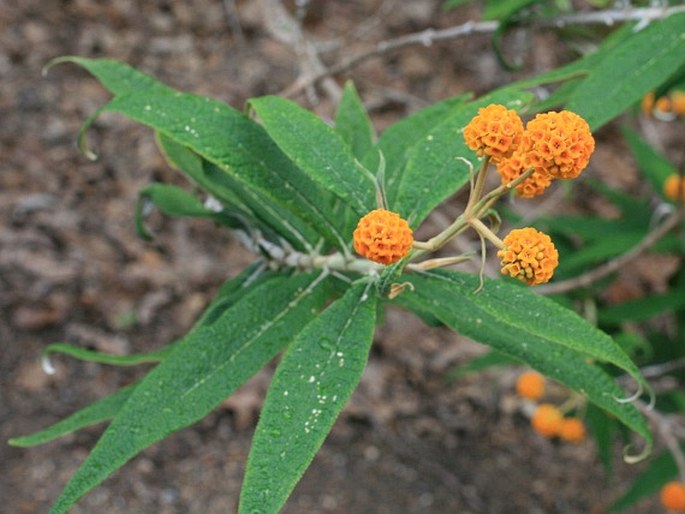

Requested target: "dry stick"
[
  {"left": 635, "top": 399, "right": 685, "bottom": 483},
  {"left": 536, "top": 208, "right": 684, "bottom": 295},
  {"left": 260, "top": 0, "right": 341, "bottom": 103},
  {"left": 282, "top": 5, "right": 685, "bottom": 98},
  {"left": 222, "top": 0, "right": 245, "bottom": 44}
]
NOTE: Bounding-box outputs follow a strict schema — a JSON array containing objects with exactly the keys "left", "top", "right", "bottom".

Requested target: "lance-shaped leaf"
[
  {"left": 566, "top": 13, "right": 685, "bottom": 130},
  {"left": 240, "top": 281, "right": 378, "bottom": 514},
  {"left": 622, "top": 125, "right": 677, "bottom": 199},
  {"left": 48, "top": 272, "right": 330, "bottom": 514},
  {"left": 398, "top": 269, "right": 651, "bottom": 453},
  {"left": 364, "top": 93, "right": 471, "bottom": 203},
  {"left": 335, "top": 81, "right": 374, "bottom": 161},
  {"left": 9, "top": 385, "right": 135, "bottom": 448},
  {"left": 54, "top": 58, "right": 349, "bottom": 252},
  {"left": 249, "top": 96, "right": 376, "bottom": 216},
  {"left": 10, "top": 263, "right": 272, "bottom": 449},
  {"left": 609, "top": 446, "right": 683, "bottom": 512},
  {"left": 393, "top": 89, "right": 533, "bottom": 226},
  {"left": 135, "top": 183, "right": 245, "bottom": 240}
]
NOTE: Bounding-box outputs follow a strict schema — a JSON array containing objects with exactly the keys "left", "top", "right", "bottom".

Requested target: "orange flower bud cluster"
[
  {"left": 497, "top": 227, "right": 558, "bottom": 286},
  {"left": 643, "top": 90, "right": 685, "bottom": 120},
  {"left": 463, "top": 104, "right": 524, "bottom": 163},
  {"left": 530, "top": 404, "right": 586, "bottom": 442},
  {"left": 464, "top": 105, "right": 594, "bottom": 198},
  {"left": 353, "top": 209, "right": 413, "bottom": 265},
  {"left": 521, "top": 110, "right": 595, "bottom": 180},
  {"left": 497, "top": 149, "right": 553, "bottom": 198},
  {"left": 531, "top": 404, "right": 563, "bottom": 438},
  {"left": 664, "top": 174, "right": 685, "bottom": 202},
  {"left": 660, "top": 481, "right": 685, "bottom": 511},
  {"left": 515, "top": 371, "right": 545, "bottom": 400},
  {"left": 558, "top": 417, "right": 586, "bottom": 443}
]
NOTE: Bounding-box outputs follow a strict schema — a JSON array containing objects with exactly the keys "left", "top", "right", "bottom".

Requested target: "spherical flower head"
[
  {"left": 353, "top": 209, "right": 413, "bottom": 265},
  {"left": 515, "top": 371, "right": 545, "bottom": 400},
  {"left": 531, "top": 404, "right": 563, "bottom": 438},
  {"left": 664, "top": 174, "right": 685, "bottom": 202},
  {"left": 463, "top": 104, "right": 524, "bottom": 163},
  {"left": 498, "top": 227, "right": 559, "bottom": 286},
  {"left": 496, "top": 149, "right": 553, "bottom": 198},
  {"left": 521, "top": 110, "right": 595, "bottom": 180},
  {"left": 660, "top": 481, "right": 685, "bottom": 511},
  {"left": 559, "top": 418, "right": 586, "bottom": 443},
  {"left": 671, "top": 91, "right": 685, "bottom": 116}
]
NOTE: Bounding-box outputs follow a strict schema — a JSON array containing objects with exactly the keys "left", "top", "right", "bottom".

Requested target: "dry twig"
[
  {"left": 536, "top": 208, "right": 684, "bottom": 295},
  {"left": 283, "top": 5, "right": 685, "bottom": 98}
]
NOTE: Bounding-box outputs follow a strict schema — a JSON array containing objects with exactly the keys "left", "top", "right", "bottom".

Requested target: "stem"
[
  {"left": 468, "top": 217, "right": 505, "bottom": 249},
  {"left": 537, "top": 208, "right": 684, "bottom": 295},
  {"left": 282, "top": 5, "right": 685, "bottom": 98},
  {"left": 465, "top": 158, "right": 491, "bottom": 214},
  {"left": 472, "top": 168, "right": 535, "bottom": 218}
]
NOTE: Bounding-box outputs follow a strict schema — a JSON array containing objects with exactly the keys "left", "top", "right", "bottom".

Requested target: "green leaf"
[
  {"left": 622, "top": 125, "right": 677, "bottom": 199},
  {"left": 49, "top": 272, "right": 330, "bottom": 514},
  {"left": 58, "top": 58, "right": 349, "bottom": 252},
  {"left": 8, "top": 385, "right": 135, "bottom": 448},
  {"left": 609, "top": 447, "right": 682, "bottom": 512},
  {"left": 585, "top": 403, "right": 617, "bottom": 476},
  {"left": 363, "top": 94, "right": 471, "bottom": 207},
  {"left": 46, "top": 56, "right": 169, "bottom": 96},
  {"left": 398, "top": 269, "right": 651, "bottom": 452},
  {"left": 599, "top": 291, "right": 685, "bottom": 325},
  {"left": 11, "top": 263, "right": 272, "bottom": 449},
  {"left": 445, "top": 350, "right": 521, "bottom": 381},
  {"left": 442, "top": 0, "right": 475, "bottom": 10},
  {"left": 249, "top": 95, "right": 376, "bottom": 216},
  {"left": 484, "top": 0, "right": 539, "bottom": 21},
  {"left": 240, "top": 281, "right": 378, "bottom": 514},
  {"left": 155, "top": 132, "right": 253, "bottom": 216},
  {"left": 393, "top": 89, "right": 534, "bottom": 226},
  {"left": 41, "top": 342, "right": 174, "bottom": 367},
  {"left": 135, "top": 183, "right": 243, "bottom": 240},
  {"left": 335, "top": 81, "right": 374, "bottom": 161},
  {"left": 566, "top": 13, "right": 685, "bottom": 129}
]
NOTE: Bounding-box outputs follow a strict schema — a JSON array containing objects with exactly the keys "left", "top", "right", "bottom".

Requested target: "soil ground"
[{"left": 1, "top": 1, "right": 676, "bottom": 512}]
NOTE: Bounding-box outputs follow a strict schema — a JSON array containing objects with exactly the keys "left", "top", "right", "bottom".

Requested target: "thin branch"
[
  {"left": 260, "top": 0, "right": 341, "bottom": 103},
  {"left": 638, "top": 358, "right": 685, "bottom": 381},
  {"left": 536, "top": 208, "right": 684, "bottom": 295},
  {"left": 222, "top": 0, "right": 245, "bottom": 44},
  {"left": 636, "top": 399, "right": 685, "bottom": 482},
  {"left": 282, "top": 5, "right": 685, "bottom": 98}
]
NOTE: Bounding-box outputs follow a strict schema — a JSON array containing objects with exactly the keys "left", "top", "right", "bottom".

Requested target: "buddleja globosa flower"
[
  {"left": 463, "top": 104, "right": 524, "bottom": 163},
  {"left": 498, "top": 227, "right": 558, "bottom": 286},
  {"left": 353, "top": 209, "right": 413, "bottom": 265},
  {"left": 664, "top": 173, "right": 685, "bottom": 202},
  {"left": 520, "top": 110, "right": 595, "bottom": 180},
  {"left": 496, "top": 149, "right": 553, "bottom": 198}
]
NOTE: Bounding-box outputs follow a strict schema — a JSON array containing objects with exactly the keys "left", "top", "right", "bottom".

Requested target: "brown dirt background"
[{"left": 1, "top": 1, "right": 679, "bottom": 513}]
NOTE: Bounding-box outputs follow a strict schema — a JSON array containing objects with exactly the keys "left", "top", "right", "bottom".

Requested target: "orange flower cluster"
[
  {"left": 353, "top": 209, "right": 413, "bottom": 265},
  {"left": 515, "top": 371, "right": 545, "bottom": 400},
  {"left": 643, "top": 90, "right": 685, "bottom": 120},
  {"left": 464, "top": 105, "right": 595, "bottom": 198},
  {"left": 530, "top": 404, "right": 586, "bottom": 443},
  {"left": 497, "top": 150, "right": 553, "bottom": 198},
  {"left": 497, "top": 227, "right": 559, "bottom": 286},
  {"left": 463, "top": 104, "right": 524, "bottom": 163},
  {"left": 664, "top": 174, "right": 685, "bottom": 202},
  {"left": 531, "top": 404, "right": 563, "bottom": 437},
  {"left": 521, "top": 110, "right": 595, "bottom": 180},
  {"left": 661, "top": 481, "right": 685, "bottom": 511}
]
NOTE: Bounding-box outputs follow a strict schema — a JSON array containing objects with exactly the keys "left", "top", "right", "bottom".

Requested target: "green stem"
[{"left": 468, "top": 217, "right": 505, "bottom": 249}]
